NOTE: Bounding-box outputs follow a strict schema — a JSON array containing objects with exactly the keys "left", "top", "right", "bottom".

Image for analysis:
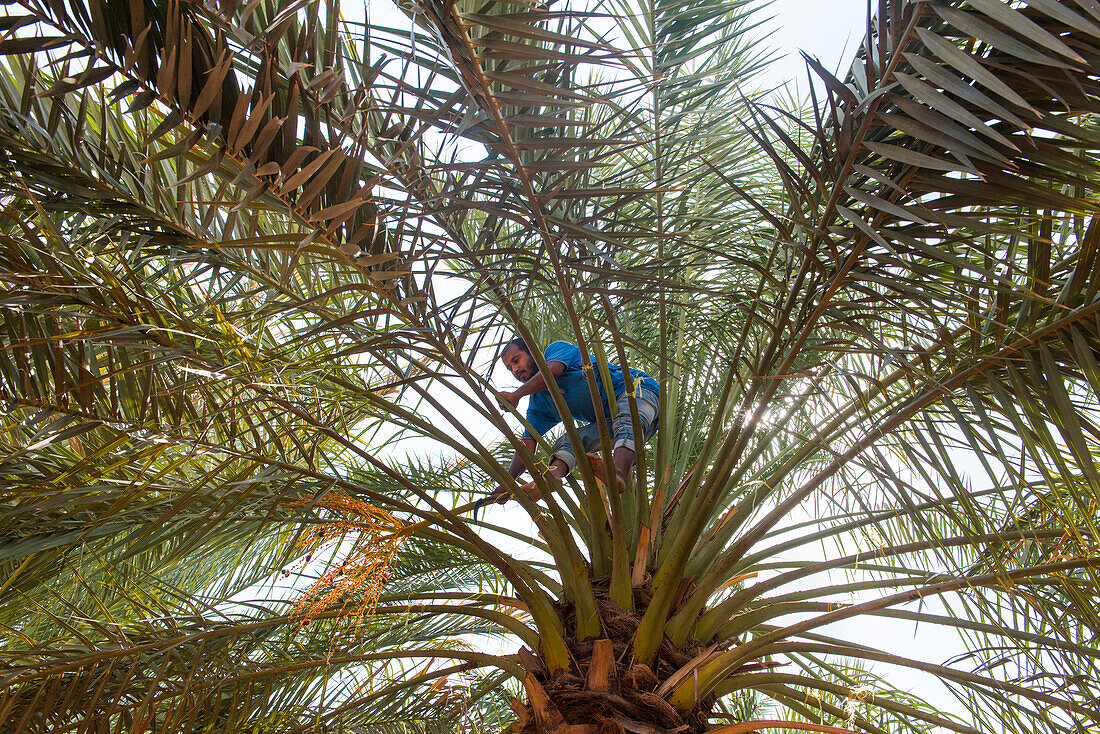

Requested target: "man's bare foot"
[
  {"left": 585, "top": 453, "right": 627, "bottom": 493},
  {"left": 517, "top": 480, "right": 542, "bottom": 502}
]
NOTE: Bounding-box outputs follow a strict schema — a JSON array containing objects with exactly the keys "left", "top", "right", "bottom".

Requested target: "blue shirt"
[{"left": 523, "top": 341, "right": 659, "bottom": 438}]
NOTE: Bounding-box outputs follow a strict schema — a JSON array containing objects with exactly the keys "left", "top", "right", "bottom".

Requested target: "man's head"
[{"left": 501, "top": 337, "right": 537, "bottom": 382}]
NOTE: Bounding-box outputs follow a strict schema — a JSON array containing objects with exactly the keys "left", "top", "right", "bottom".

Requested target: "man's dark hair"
[{"left": 501, "top": 337, "right": 531, "bottom": 359}]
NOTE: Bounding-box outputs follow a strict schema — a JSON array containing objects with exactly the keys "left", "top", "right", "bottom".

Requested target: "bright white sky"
[{"left": 759, "top": 0, "right": 869, "bottom": 93}]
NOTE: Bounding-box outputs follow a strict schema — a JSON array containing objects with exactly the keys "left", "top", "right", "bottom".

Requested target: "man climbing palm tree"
[{"left": 495, "top": 337, "right": 659, "bottom": 500}]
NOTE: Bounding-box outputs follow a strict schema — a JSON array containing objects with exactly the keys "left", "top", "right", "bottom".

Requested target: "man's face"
[{"left": 502, "top": 346, "right": 537, "bottom": 383}]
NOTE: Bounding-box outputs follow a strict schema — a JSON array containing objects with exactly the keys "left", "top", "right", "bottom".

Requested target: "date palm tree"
[{"left": 1, "top": 0, "right": 1099, "bottom": 732}]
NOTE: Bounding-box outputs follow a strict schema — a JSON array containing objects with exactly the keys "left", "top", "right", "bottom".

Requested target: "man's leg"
[
  {"left": 530, "top": 446, "right": 632, "bottom": 496},
  {"left": 544, "top": 457, "right": 570, "bottom": 481},
  {"left": 518, "top": 424, "right": 599, "bottom": 500},
  {"left": 612, "top": 446, "right": 635, "bottom": 480},
  {"left": 609, "top": 389, "right": 660, "bottom": 489}
]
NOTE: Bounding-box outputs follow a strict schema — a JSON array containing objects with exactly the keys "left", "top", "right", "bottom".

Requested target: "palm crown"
[{"left": 1, "top": 0, "right": 1099, "bottom": 731}]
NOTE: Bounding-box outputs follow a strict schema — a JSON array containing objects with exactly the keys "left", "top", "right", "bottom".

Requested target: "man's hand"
[
  {"left": 487, "top": 486, "right": 513, "bottom": 504},
  {"left": 472, "top": 486, "right": 514, "bottom": 521},
  {"left": 499, "top": 391, "right": 521, "bottom": 410},
  {"left": 489, "top": 483, "right": 542, "bottom": 504}
]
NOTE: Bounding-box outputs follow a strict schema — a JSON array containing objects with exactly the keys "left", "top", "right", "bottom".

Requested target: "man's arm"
[
  {"left": 507, "top": 438, "right": 538, "bottom": 479},
  {"left": 495, "top": 357, "right": 567, "bottom": 497},
  {"left": 487, "top": 437, "right": 541, "bottom": 504},
  {"left": 500, "top": 360, "right": 566, "bottom": 408}
]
